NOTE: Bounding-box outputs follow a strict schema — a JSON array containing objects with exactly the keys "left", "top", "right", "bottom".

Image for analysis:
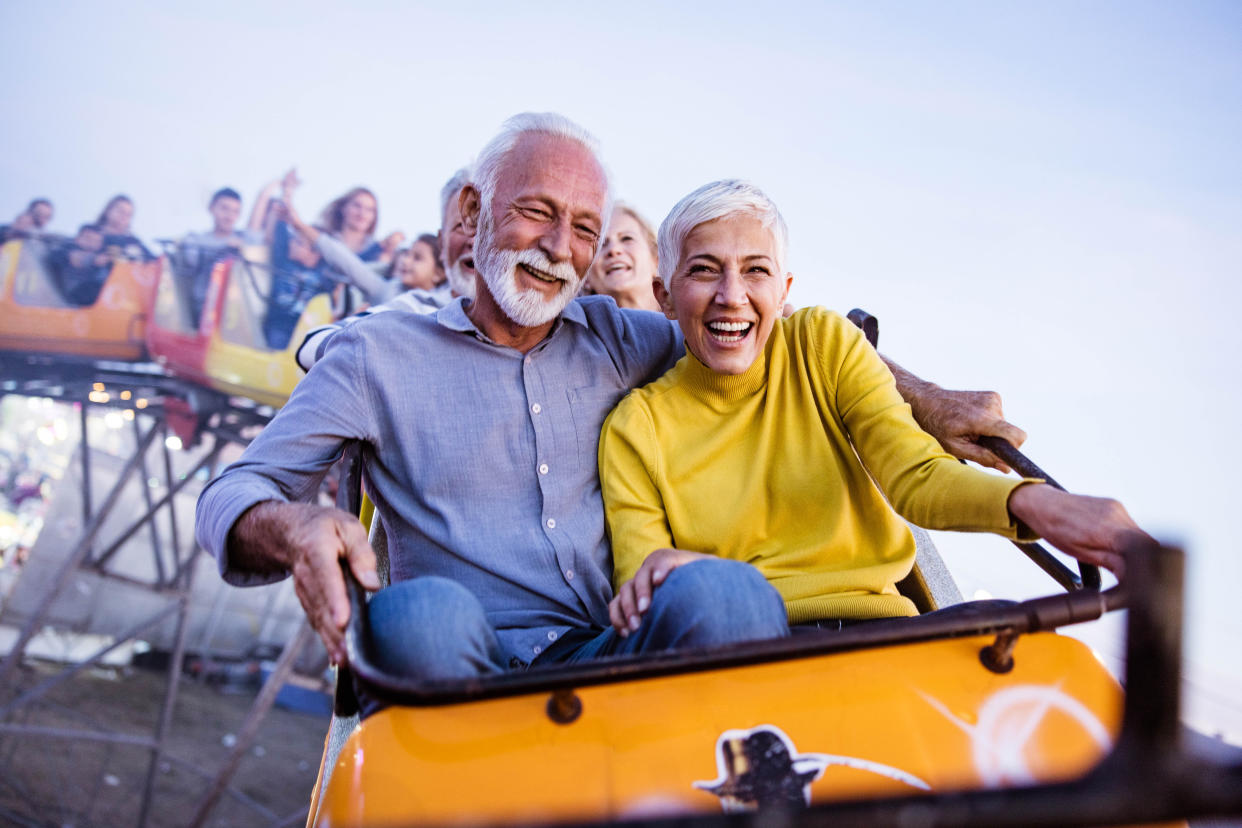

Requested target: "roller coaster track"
[
  {"left": 0, "top": 350, "right": 274, "bottom": 446},
  {"left": 0, "top": 349, "right": 301, "bottom": 826}
]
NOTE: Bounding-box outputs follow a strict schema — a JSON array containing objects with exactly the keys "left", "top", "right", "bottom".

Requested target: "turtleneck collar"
[{"left": 679, "top": 336, "right": 771, "bottom": 403}]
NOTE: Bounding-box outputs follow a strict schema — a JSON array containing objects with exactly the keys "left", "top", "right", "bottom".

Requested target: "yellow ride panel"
[
  {"left": 199, "top": 248, "right": 333, "bottom": 408},
  {"left": 0, "top": 240, "right": 154, "bottom": 360},
  {"left": 314, "top": 631, "right": 1132, "bottom": 826}
]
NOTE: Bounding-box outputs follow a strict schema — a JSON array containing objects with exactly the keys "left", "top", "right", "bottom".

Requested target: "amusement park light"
[
  {"left": 165, "top": 435, "right": 183, "bottom": 452},
  {"left": 135, "top": 398, "right": 148, "bottom": 409},
  {"left": 120, "top": 390, "right": 132, "bottom": 401}
]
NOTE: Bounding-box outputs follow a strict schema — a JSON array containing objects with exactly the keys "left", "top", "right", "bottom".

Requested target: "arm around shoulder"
[{"left": 882, "top": 355, "right": 1028, "bottom": 473}]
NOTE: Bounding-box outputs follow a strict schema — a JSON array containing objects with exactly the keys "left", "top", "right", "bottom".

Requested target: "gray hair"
[
  {"left": 473, "top": 112, "right": 612, "bottom": 233},
  {"left": 439, "top": 165, "right": 473, "bottom": 227},
  {"left": 657, "top": 179, "right": 788, "bottom": 287}
]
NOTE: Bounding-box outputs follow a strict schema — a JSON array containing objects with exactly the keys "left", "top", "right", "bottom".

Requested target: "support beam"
[
  {"left": 0, "top": 419, "right": 161, "bottom": 688},
  {"left": 187, "top": 621, "right": 315, "bottom": 828}
]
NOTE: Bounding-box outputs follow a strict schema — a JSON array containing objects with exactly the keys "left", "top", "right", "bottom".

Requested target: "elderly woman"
[
  {"left": 584, "top": 203, "right": 662, "bottom": 311},
  {"left": 599, "top": 180, "right": 1144, "bottom": 636}
]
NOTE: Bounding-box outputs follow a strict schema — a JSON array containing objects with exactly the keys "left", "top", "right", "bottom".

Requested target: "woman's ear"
[
  {"left": 459, "top": 186, "right": 481, "bottom": 238},
  {"left": 653, "top": 277, "right": 677, "bottom": 320}
]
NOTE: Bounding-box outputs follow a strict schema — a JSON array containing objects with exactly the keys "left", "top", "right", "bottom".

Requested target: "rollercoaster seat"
[
  {"left": 10, "top": 238, "right": 75, "bottom": 308},
  {"left": 215, "top": 250, "right": 274, "bottom": 350}
]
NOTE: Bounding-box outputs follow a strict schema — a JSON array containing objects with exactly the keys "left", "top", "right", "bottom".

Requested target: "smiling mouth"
[
  {"left": 520, "top": 262, "right": 562, "bottom": 285},
  {"left": 707, "top": 321, "right": 753, "bottom": 343},
  {"left": 462, "top": 256, "right": 476, "bottom": 272},
  {"left": 604, "top": 263, "right": 631, "bottom": 275}
]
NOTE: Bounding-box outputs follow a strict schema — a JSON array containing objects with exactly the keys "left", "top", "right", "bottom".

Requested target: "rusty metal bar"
[
  {"left": 132, "top": 413, "right": 167, "bottom": 586},
  {"left": 187, "top": 620, "right": 316, "bottom": 828},
  {"left": 79, "top": 403, "right": 92, "bottom": 557},
  {"left": 0, "top": 600, "right": 181, "bottom": 717},
  {"left": 0, "top": 418, "right": 161, "bottom": 688},
  {"left": 89, "top": 437, "right": 223, "bottom": 573},
  {"left": 158, "top": 418, "right": 183, "bottom": 584},
  {"left": 137, "top": 546, "right": 200, "bottom": 827}
]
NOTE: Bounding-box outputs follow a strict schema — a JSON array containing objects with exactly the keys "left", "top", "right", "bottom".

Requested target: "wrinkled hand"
[
  {"left": 910, "top": 387, "right": 1028, "bottom": 473},
  {"left": 231, "top": 501, "right": 378, "bottom": 664},
  {"left": 1008, "top": 484, "right": 1150, "bottom": 578},
  {"left": 609, "top": 548, "right": 710, "bottom": 636}
]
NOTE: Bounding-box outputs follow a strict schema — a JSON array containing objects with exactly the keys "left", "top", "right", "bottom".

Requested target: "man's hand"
[
  {"left": 609, "top": 548, "right": 710, "bottom": 636},
  {"left": 885, "top": 359, "right": 1027, "bottom": 473},
  {"left": 229, "top": 501, "right": 379, "bottom": 664},
  {"left": 1008, "top": 484, "right": 1150, "bottom": 578}
]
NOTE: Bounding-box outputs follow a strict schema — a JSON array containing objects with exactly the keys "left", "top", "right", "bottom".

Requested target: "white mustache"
[{"left": 511, "top": 247, "right": 578, "bottom": 283}]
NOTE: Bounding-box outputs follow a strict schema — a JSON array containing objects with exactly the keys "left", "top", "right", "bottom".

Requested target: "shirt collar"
[{"left": 435, "top": 295, "right": 590, "bottom": 336}]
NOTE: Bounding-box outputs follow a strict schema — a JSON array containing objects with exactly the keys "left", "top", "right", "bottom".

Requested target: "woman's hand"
[
  {"left": 609, "top": 547, "right": 711, "bottom": 636},
  {"left": 1008, "top": 483, "right": 1151, "bottom": 578}
]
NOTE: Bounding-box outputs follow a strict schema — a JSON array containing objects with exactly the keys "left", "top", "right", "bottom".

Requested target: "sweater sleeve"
[
  {"left": 195, "top": 324, "right": 379, "bottom": 585},
  {"left": 598, "top": 394, "right": 676, "bottom": 589},
  {"left": 820, "top": 311, "right": 1028, "bottom": 538}
]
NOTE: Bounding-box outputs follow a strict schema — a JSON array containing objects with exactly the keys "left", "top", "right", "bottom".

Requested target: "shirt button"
[
  {"left": 546, "top": 518, "right": 556, "bottom": 529},
  {"left": 531, "top": 403, "right": 542, "bottom": 414},
  {"left": 533, "top": 645, "right": 542, "bottom": 655},
  {"left": 547, "top": 631, "right": 558, "bottom": 641},
  {"left": 538, "top": 463, "right": 549, "bottom": 475},
  {"left": 565, "top": 569, "right": 574, "bottom": 580}
]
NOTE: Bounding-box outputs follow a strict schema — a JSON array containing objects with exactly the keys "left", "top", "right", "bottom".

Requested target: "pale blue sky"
[{"left": 3, "top": 1, "right": 1240, "bottom": 737}]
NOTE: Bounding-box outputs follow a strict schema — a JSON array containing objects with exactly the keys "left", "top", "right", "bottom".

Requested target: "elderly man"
[{"left": 195, "top": 113, "right": 1029, "bottom": 687}]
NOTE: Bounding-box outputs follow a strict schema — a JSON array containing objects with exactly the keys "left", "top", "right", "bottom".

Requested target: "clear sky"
[{"left": 3, "top": 1, "right": 1240, "bottom": 739}]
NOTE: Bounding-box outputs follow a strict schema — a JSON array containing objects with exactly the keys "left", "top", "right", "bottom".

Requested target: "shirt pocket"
[{"left": 567, "top": 383, "right": 626, "bottom": 474}]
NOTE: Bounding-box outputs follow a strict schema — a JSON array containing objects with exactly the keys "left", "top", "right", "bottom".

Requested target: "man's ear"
[
  {"left": 459, "top": 185, "right": 481, "bottom": 238},
  {"left": 653, "top": 278, "right": 677, "bottom": 320}
]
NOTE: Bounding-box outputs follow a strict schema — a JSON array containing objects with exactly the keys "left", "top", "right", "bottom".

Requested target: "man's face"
[
  {"left": 440, "top": 190, "right": 477, "bottom": 299},
  {"left": 30, "top": 202, "right": 52, "bottom": 229},
  {"left": 472, "top": 133, "right": 606, "bottom": 326},
  {"left": 210, "top": 196, "right": 242, "bottom": 234}
]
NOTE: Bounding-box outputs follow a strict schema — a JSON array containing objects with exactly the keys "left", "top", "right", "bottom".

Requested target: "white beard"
[
  {"left": 475, "top": 212, "right": 582, "bottom": 327},
  {"left": 445, "top": 257, "right": 476, "bottom": 300}
]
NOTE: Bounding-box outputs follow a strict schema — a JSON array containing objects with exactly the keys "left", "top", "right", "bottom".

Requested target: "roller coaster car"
[
  {"left": 303, "top": 456, "right": 1240, "bottom": 827},
  {"left": 0, "top": 237, "right": 156, "bottom": 360},
  {"left": 146, "top": 241, "right": 332, "bottom": 408}
]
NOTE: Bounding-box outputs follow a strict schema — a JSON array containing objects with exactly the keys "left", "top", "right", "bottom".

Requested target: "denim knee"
[
  {"left": 366, "top": 576, "right": 503, "bottom": 680},
  {"left": 641, "top": 558, "right": 788, "bottom": 650}
]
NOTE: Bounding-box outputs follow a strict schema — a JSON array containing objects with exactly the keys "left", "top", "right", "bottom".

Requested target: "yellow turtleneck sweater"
[{"left": 599, "top": 307, "right": 1030, "bottom": 622}]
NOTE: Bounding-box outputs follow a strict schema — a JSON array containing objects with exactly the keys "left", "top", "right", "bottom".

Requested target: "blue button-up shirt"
[{"left": 195, "top": 296, "right": 681, "bottom": 663}]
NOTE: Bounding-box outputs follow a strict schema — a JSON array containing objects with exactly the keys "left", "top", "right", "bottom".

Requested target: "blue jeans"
[{"left": 362, "top": 559, "right": 788, "bottom": 714}]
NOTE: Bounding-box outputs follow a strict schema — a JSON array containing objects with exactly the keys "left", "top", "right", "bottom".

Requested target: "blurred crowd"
[
  {"left": 4, "top": 170, "right": 675, "bottom": 355},
  {"left": 3, "top": 171, "right": 666, "bottom": 351}
]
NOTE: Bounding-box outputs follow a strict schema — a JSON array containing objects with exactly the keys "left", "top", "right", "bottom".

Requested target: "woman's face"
[
  {"left": 104, "top": 199, "right": 133, "bottom": 233},
  {"left": 399, "top": 241, "right": 442, "bottom": 290},
  {"left": 587, "top": 210, "right": 657, "bottom": 301},
  {"left": 343, "top": 192, "right": 377, "bottom": 234},
  {"left": 656, "top": 213, "right": 791, "bottom": 376}
]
